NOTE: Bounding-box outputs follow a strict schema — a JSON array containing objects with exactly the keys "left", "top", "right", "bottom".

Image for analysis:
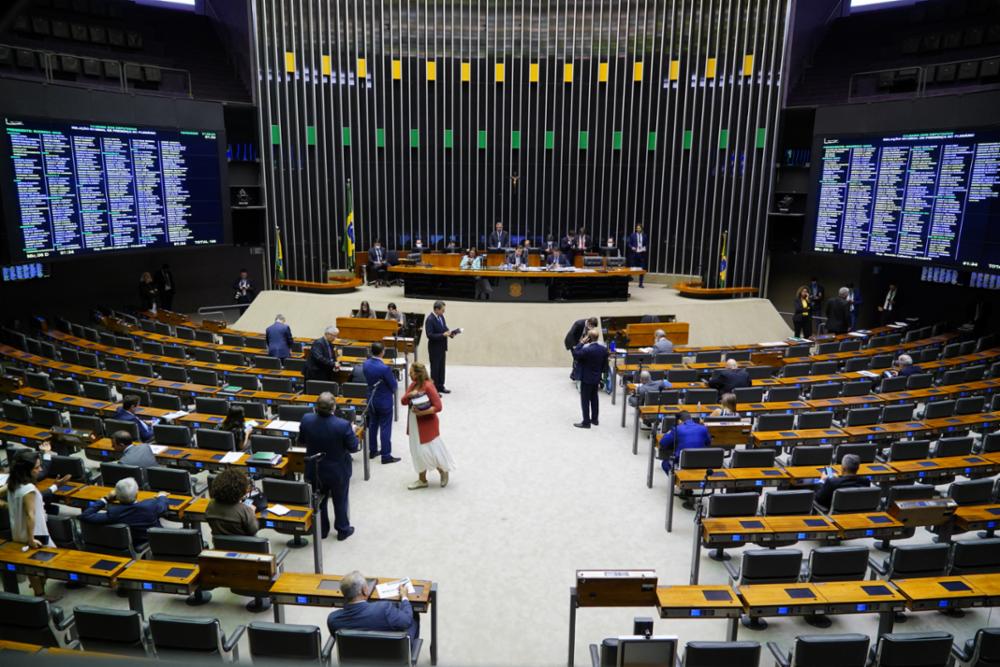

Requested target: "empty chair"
[
  {"left": 949, "top": 538, "right": 1000, "bottom": 575},
  {"left": 146, "top": 527, "right": 211, "bottom": 604},
  {"left": 827, "top": 487, "right": 881, "bottom": 514},
  {"left": 192, "top": 348, "right": 219, "bottom": 363},
  {"left": 194, "top": 330, "right": 216, "bottom": 343},
  {"left": 220, "top": 334, "right": 246, "bottom": 347},
  {"left": 79, "top": 522, "right": 147, "bottom": 560},
  {"left": 870, "top": 544, "right": 951, "bottom": 580},
  {"left": 667, "top": 369, "right": 699, "bottom": 383},
  {"left": 680, "top": 641, "right": 761, "bottom": 667},
  {"left": 816, "top": 342, "right": 840, "bottom": 355},
  {"left": 253, "top": 356, "right": 282, "bottom": 370},
  {"left": 754, "top": 414, "right": 795, "bottom": 431},
  {"left": 162, "top": 345, "right": 186, "bottom": 359},
  {"left": 219, "top": 351, "right": 247, "bottom": 366},
  {"left": 155, "top": 365, "right": 188, "bottom": 383},
  {"left": 195, "top": 397, "right": 229, "bottom": 416},
  {"left": 46, "top": 514, "right": 77, "bottom": 549},
  {"left": 278, "top": 405, "right": 313, "bottom": 421},
  {"left": 766, "top": 633, "right": 870, "bottom": 667},
  {"left": 335, "top": 629, "right": 422, "bottom": 667},
  {"left": 233, "top": 401, "right": 267, "bottom": 420},
  {"left": 705, "top": 493, "right": 761, "bottom": 559},
  {"left": 733, "top": 387, "right": 765, "bottom": 403},
  {"left": 841, "top": 381, "right": 873, "bottom": 398},
  {"left": 804, "top": 546, "right": 870, "bottom": 582},
  {"left": 624, "top": 353, "right": 652, "bottom": 366},
  {"left": 871, "top": 632, "right": 954, "bottom": 667},
  {"left": 127, "top": 361, "right": 155, "bottom": 378},
  {"left": 695, "top": 351, "right": 722, "bottom": 363},
  {"left": 654, "top": 352, "right": 683, "bottom": 364},
  {"left": 189, "top": 369, "right": 220, "bottom": 386},
  {"left": 924, "top": 400, "right": 956, "bottom": 420},
  {"left": 844, "top": 407, "right": 881, "bottom": 427},
  {"left": 934, "top": 436, "right": 973, "bottom": 458},
  {"left": 226, "top": 373, "right": 259, "bottom": 391},
  {"left": 843, "top": 358, "right": 870, "bottom": 372},
  {"left": 261, "top": 376, "right": 295, "bottom": 392},
  {"left": 148, "top": 614, "right": 245, "bottom": 661},
  {"left": 261, "top": 478, "right": 312, "bottom": 547},
  {"left": 839, "top": 339, "right": 862, "bottom": 352},
  {"left": 82, "top": 381, "right": 114, "bottom": 401},
  {"left": 2, "top": 400, "right": 31, "bottom": 423},
  {"left": 956, "top": 396, "right": 986, "bottom": 415},
  {"left": 147, "top": 467, "right": 202, "bottom": 496},
  {"left": 881, "top": 403, "right": 915, "bottom": 423},
  {"left": 870, "top": 354, "right": 894, "bottom": 370},
  {"left": 942, "top": 343, "right": 963, "bottom": 359},
  {"left": 766, "top": 387, "right": 801, "bottom": 402},
  {"left": 341, "top": 382, "right": 369, "bottom": 399},
  {"left": 0, "top": 592, "right": 76, "bottom": 647},
  {"left": 940, "top": 369, "right": 966, "bottom": 386},
  {"left": 762, "top": 490, "right": 815, "bottom": 516},
  {"left": 834, "top": 443, "right": 877, "bottom": 464},
  {"left": 729, "top": 449, "right": 777, "bottom": 469},
  {"left": 247, "top": 622, "right": 334, "bottom": 664},
  {"left": 644, "top": 390, "right": 681, "bottom": 406},
  {"left": 809, "top": 383, "right": 842, "bottom": 400},
  {"left": 886, "top": 439, "right": 930, "bottom": 461},
  {"left": 906, "top": 373, "right": 933, "bottom": 389},
  {"left": 879, "top": 376, "right": 908, "bottom": 393},
  {"left": 31, "top": 406, "right": 62, "bottom": 427},
  {"left": 980, "top": 433, "right": 1000, "bottom": 454},
  {"left": 811, "top": 361, "right": 839, "bottom": 376},
  {"left": 141, "top": 341, "right": 164, "bottom": 356},
  {"left": 963, "top": 365, "right": 987, "bottom": 382},
  {"left": 73, "top": 606, "right": 149, "bottom": 656},
  {"left": 785, "top": 344, "right": 810, "bottom": 358},
  {"left": 53, "top": 377, "right": 81, "bottom": 395},
  {"left": 70, "top": 413, "right": 104, "bottom": 436},
  {"left": 104, "top": 418, "right": 140, "bottom": 442},
  {"left": 77, "top": 351, "right": 99, "bottom": 368},
  {"left": 196, "top": 428, "right": 236, "bottom": 452},
  {"left": 306, "top": 380, "right": 339, "bottom": 395},
  {"left": 685, "top": 388, "right": 718, "bottom": 405},
  {"left": 725, "top": 549, "right": 803, "bottom": 629},
  {"left": 948, "top": 478, "right": 995, "bottom": 506},
  {"left": 100, "top": 461, "right": 145, "bottom": 488},
  {"left": 95, "top": 356, "right": 125, "bottom": 374},
  {"left": 797, "top": 411, "right": 833, "bottom": 429},
  {"left": 783, "top": 362, "right": 811, "bottom": 377},
  {"left": 746, "top": 367, "right": 775, "bottom": 381},
  {"left": 150, "top": 393, "right": 184, "bottom": 411},
  {"left": 678, "top": 448, "right": 726, "bottom": 470},
  {"left": 789, "top": 445, "right": 833, "bottom": 466},
  {"left": 249, "top": 434, "right": 291, "bottom": 455},
  {"left": 153, "top": 424, "right": 191, "bottom": 446},
  {"left": 949, "top": 628, "right": 1000, "bottom": 667},
  {"left": 25, "top": 371, "right": 53, "bottom": 391}
]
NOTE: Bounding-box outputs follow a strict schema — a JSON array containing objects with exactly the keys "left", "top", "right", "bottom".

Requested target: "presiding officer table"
[{"left": 388, "top": 265, "right": 644, "bottom": 302}]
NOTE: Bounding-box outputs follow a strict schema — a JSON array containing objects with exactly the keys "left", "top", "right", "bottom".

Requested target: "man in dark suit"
[
  {"left": 565, "top": 316, "right": 599, "bottom": 380},
  {"left": 112, "top": 395, "right": 154, "bottom": 442},
  {"left": 303, "top": 326, "right": 339, "bottom": 383},
  {"left": 506, "top": 245, "right": 530, "bottom": 268},
  {"left": 327, "top": 571, "right": 419, "bottom": 642},
  {"left": 488, "top": 221, "right": 510, "bottom": 249},
  {"left": 572, "top": 329, "right": 609, "bottom": 428},
  {"left": 368, "top": 239, "right": 389, "bottom": 284},
  {"left": 265, "top": 314, "right": 294, "bottom": 360},
  {"left": 300, "top": 392, "right": 359, "bottom": 540},
  {"left": 814, "top": 454, "right": 870, "bottom": 511},
  {"left": 707, "top": 359, "right": 751, "bottom": 395},
  {"left": 627, "top": 223, "right": 648, "bottom": 287},
  {"left": 893, "top": 354, "right": 920, "bottom": 378},
  {"left": 574, "top": 227, "right": 591, "bottom": 253},
  {"left": 877, "top": 283, "right": 900, "bottom": 325},
  {"left": 155, "top": 264, "right": 176, "bottom": 311},
  {"left": 79, "top": 477, "right": 169, "bottom": 547},
  {"left": 424, "top": 301, "right": 456, "bottom": 394},
  {"left": 825, "top": 287, "right": 852, "bottom": 334},
  {"left": 233, "top": 269, "right": 255, "bottom": 314},
  {"left": 362, "top": 342, "right": 399, "bottom": 464},
  {"left": 547, "top": 248, "right": 570, "bottom": 267}
]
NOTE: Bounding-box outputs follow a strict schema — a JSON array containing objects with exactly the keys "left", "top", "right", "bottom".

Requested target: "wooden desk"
[
  {"left": 830, "top": 512, "right": 906, "bottom": 540},
  {"left": 751, "top": 428, "right": 850, "bottom": 449},
  {"left": 892, "top": 576, "right": 987, "bottom": 612},
  {"left": 675, "top": 469, "right": 735, "bottom": 491},
  {"left": 656, "top": 585, "right": 743, "bottom": 620},
  {"left": 762, "top": 515, "right": 841, "bottom": 542},
  {"left": 738, "top": 583, "right": 827, "bottom": 617},
  {"left": 813, "top": 580, "right": 906, "bottom": 615},
  {"left": 180, "top": 497, "right": 313, "bottom": 535},
  {"left": 0, "top": 541, "right": 129, "bottom": 590},
  {"left": 0, "top": 640, "right": 43, "bottom": 653},
  {"left": 39, "top": 481, "right": 192, "bottom": 519},
  {"left": 954, "top": 504, "right": 1000, "bottom": 532},
  {"left": 960, "top": 574, "right": 1000, "bottom": 605},
  {"left": 86, "top": 438, "right": 289, "bottom": 477},
  {"left": 701, "top": 518, "right": 773, "bottom": 546},
  {"left": 115, "top": 559, "right": 200, "bottom": 615},
  {"left": 0, "top": 419, "right": 53, "bottom": 444},
  {"left": 889, "top": 454, "right": 999, "bottom": 482}
]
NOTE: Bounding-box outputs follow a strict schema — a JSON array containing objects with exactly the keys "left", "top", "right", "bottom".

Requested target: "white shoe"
[{"left": 407, "top": 480, "right": 428, "bottom": 490}]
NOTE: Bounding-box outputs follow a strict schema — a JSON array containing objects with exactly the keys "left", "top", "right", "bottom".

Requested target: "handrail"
[{"left": 847, "top": 52, "right": 1000, "bottom": 102}]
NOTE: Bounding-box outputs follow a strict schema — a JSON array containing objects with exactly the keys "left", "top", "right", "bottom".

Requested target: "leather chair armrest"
[
  {"left": 410, "top": 637, "right": 423, "bottom": 666},
  {"left": 723, "top": 559, "right": 741, "bottom": 581},
  {"left": 321, "top": 635, "right": 336, "bottom": 665},
  {"left": 54, "top": 612, "right": 75, "bottom": 632},
  {"left": 223, "top": 624, "right": 246, "bottom": 658},
  {"left": 766, "top": 641, "right": 791, "bottom": 667},
  {"left": 868, "top": 555, "right": 888, "bottom": 577},
  {"left": 950, "top": 641, "right": 972, "bottom": 663},
  {"left": 274, "top": 547, "right": 290, "bottom": 568},
  {"left": 589, "top": 644, "right": 601, "bottom": 667}
]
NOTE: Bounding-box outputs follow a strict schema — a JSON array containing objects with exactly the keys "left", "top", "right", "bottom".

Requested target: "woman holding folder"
[{"left": 401, "top": 362, "right": 455, "bottom": 489}]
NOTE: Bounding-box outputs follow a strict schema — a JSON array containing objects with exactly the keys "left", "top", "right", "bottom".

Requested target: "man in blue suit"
[
  {"left": 299, "top": 392, "right": 359, "bottom": 541},
  {"left": 547, "top": 247, "right": 570, "bottom": 268},
  {"left": 627, "top": 223, "right": 648, "bottom": 287},
  {"left": 363, "top": 342, "right": 399, "bottom": 464},
  {"left": 79, "top": 477, "right": 168, "bottom": 547},
  {"left": 327, "top": 571, "right": 419, "bottom": 643},
  {"left": 265, "top": 314, "right": 294, "bottom": 360},
  {"left": 572, "top": 329, "right": 609, "bottom": 428},
  {"left": 659, "top": 410, "right": 712, "bottom": 477},
  {"left": 424, "top": 301, "right": 455, "bottom": 394},
  {"left": 112, "top": 395, "right": 154, "bottom": 442}
]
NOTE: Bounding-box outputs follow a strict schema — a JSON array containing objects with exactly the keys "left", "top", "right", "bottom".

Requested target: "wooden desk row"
[{"left": 633, "top": 324, "right": 903, "bottom": 355}]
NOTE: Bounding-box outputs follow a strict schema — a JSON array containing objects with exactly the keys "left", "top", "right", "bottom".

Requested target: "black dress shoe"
[
  {"left": 591, "top": 420, "right": 600, "bottom": 426},
  {"left": 336, "top": 527, "right": 355, "bottom": 541},
  {"left": 574, "top": 422, "right": 591, "bottom": 429},
  {"left": 369, "top": 450, "right": 381, "bottom": 459},
  {"left": 381, "top": 456, "right": 401, "bottom": 464},
  {"left": 438, "top": 388, "right": 451, "bottom": 394}
]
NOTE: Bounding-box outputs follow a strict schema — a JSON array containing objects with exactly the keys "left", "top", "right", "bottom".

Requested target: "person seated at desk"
[
  {"left": 385, "top": 302, "right": 404, "bottom": 325},
  {"left": 709, "top": 393, "right": 739, "bottom": 417},
  {"left": 460, "top": 248, "right": 492, "bottom": 301},
  {"left": 368, "top": 239, "right": 389, "bottom": 284},
  {"left": 506, "top": 245, "right": 530, "bottom": 269},
  {"left": 113, "top": 394, "right": 155, "bottom": 442},
  {"left": 357, "top": 300, "right": 376, "bottom": 319},
  {"left": 628, "top": 370, "right": 671, "bottom": 407},
  {"left": 205, "top": 468, "right": 259, "bottom": 537},
  {"left": 112, "top": 429, "right": 157, "bottom": 468},
  {"left": 80, "top": 477, "right": 168, "bottom": 548},
  {"left": 327, "top": 570, "right": 419, "bottom": 643},
  {"left": 219, "top": 405, "right": 250, "bottom": 451},
  {"left": 459, "top": 248, "right": 484, "bottom": 270},
  {"left": 544, "top": 234, "right": 558, "bottom": 253},
  {"left": 707, "top": 359, "right": 751, "bottom": 395},
  {"left": 659, "top": 411, "right": 712, "bottom": 503},
  {"left": 412, "top": 238, "right": 425, "bottom": 252},
  {"left": 603, "top": 237, "right": 619, "bottom": 256},
  {"left": 650, "top": 329, "right": 674, "bottom": 354},
  {"left": 814, "top": 453, "right": 870, "bottom": 511},
  {"left": 888, "top": 353, "right": 920, "bottom": 378},
  {"left": 547, "top": 247, "right": 570, "bottom": 268}
]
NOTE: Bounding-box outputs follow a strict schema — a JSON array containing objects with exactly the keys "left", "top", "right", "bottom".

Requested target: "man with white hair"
[
  {"left": 653, "top": 329, "right": 674, "bottom": 354},
  {"left": 303, "top": 325, "right": 340, "bottom": 383},
  {"left": 79, "top": 477, "right": 169, "bottom": 547},
  {"left": 265, "top": 314, "right": 294, "bottom": 360},
  {"left": 708, "top": 358, "right": 751, "bottom": 395},
  {"left": 327, "top": 570, "right": 419, "bottom": 642},
  {"left": 825, "top": 286, "right": 852, "bottom": 334},
  {"left": 893, "top": 353, "right": 920, "bottom": 378},
  {"left": 629, "top": 370, "right": 672, "bottom": 407}
]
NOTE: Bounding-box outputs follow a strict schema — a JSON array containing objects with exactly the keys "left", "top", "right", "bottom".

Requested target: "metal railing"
[{"left": 848, "top": 52, "right": 1000, "bottom": 102}]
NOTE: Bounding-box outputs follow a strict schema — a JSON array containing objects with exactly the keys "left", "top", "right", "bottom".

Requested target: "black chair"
[
  {"left": 262, "top": 376, "right": 295, "bottom": 392},
  {"left": 195, "top": 397, "right": 229, "bottom": 416},
  {"left": 306, "top": 380, "right": 339, "bottom": 395},
  {"left": 885, "top": 439, "right": 930, "bottom": 461},
  {"left": 766, "top": 633, "right": 869, "bottom": 667},
  {"left": 253, "top": 356, "right": 283, "bottom": 370},
  {"left": 48, "top": 454, "right": 96, "bottom": 483},
  {"left": 766, "top": 387, "right": 801, "bottom": 402},
  {"left": 833, "top": 443, "right": 877, "bottom": 464},
  {"left": 725, "top": 549, "right": 803, "bottom": 629},
  {"left": 70, "top": 413, "right": 104, "bottom": 436},
  {"left": 950, "top": 627, "right": 1000, "bottom": 667},
  {"left": 963, "top": 365, "right": 987, "bottom": 382},
  {"left": 980, "top": 433, "right": 1000, "bottom": 454},
  {"left": 680, "top": 641, "right": 761, "bottom": 667},
  {"left": 924, "top": 400, "right": 956, "bottom": 420},
  {"left": 788, "top": 446, "right": 833, "bottom": 466},
  {"left": 233, "top": 401, "right": 267, "bottom": 420},
  {"left": 668, "top": 369, "right": 699, "bottom": 383},
  {"left": 105, "top": 358, "right": 129, "bottom": 374},
  {"left": 147, "top": 528, "right": 211, "bottom": 604},
  {"left": 0, "top": 592, "right": 77, "bottom": 647},
  {"left": 949, "top": 538, "right": 1000, "bottom": 575},
  {"left": 192, "top": 349, "right": 220, "bottom": 363},
  {"left": 785, "top": 345, "right": 810, "bottom": 358},
  {"left": 154, "top": 366, "right": 189, "bottom": 384},
  {"left": 762, "top": 490, "right": 815, "bottom": 516},
  {"left": 104, "top": 418, "right": 140, "bottom": 442},
  {"left": 811, "top": 361, "right": 839, "bottom": 376},
  {"left": 841, "top": 381, "right": 873, "bottom": 397},
  {"left": 73, "top": 605, "right": 150, "bottom": 656},
  {"left": 940, "top": 369, "right": 966, "bottom": 386},
  {"left": 844, "top": 407, "right": 881, "bottom": 427},
  {"left": 934, "top": 436, "right": 974, "bottom": 458},
  {"left": 655, "top": 352, "right": 683, "bottom": 364},
  {"left": 340, "top": 382, "right": 369, "bottom": 399},
  {"left": 796, "top": 411, "right": 833, "bottom": 429},
  {"left": 212, "top": 535, "right": 288, "bottom": 612},
  {"left": 53, "top": 377, "right": 82, "bottom": 395},
  {"left": 685, "top": 388, "right": 720, "bottom": 406},
  {"left": 733, "top": 387, "right": 765, "bottom": 403},
  {"left": 25, "top": 371, "right": 53, "bottom": 391},
  {"left": 729, "top": 449, "right": 777, "bottom": 469},
  {"left": 335, "top": 629, "right": 422, "bottom": 667},
  {"left": 79, "top": 521, "right": 149, "bottom": 560},
  {"left": 870, "top": 543, "right": 951, "bottom": 580},
  {"left": 261, "top": 478, "right": 312, "bottom": 548},
  {"left": 955, "top": 396, "right": 986, "bottom": 415},
  {"left": 843, "top": 358, "right": 870, "bottom": 372},
  {"left": 881, "top": 403, "right": 916, "bottom": 423},
  {"left": 189, "top": 369, "right": 220, "bottom": 386},
  {"left": 1, "top": 400, "right": 31, "bottom": 423},
  {"left": 249, "top": 434, "right": 291, "bottom": 455},
  {"left": 147, "top": 466, "right": 203, "bottom": 496},
  {"left": 948, "top": 478, "right": 995, "bottom": 506},
  {"left": 677, "top": 448, "right": 726, "bottom": 470},
  {"left": 879, "top": 376, "right": 908, "bottom": 393},
  {"left": 278, "top": 405, "right": 313, "bottom": 421},
  {"left": 100, "top": 461, "right": 146, "bottom": 488},
  {"left": 695, "top": 352, "right": 723, "bottom": 363},
  {"left": 32, "top": 406, "right": 64, "bottom": 428},
  {"left": 906, "top": 373, "right": 933, "bottom": 389},
  {"left": 154, "top": 424, "right": 191, "bottom": 446},
  {"left": 871, "top": 632, "right": 954, "bottom": 667},
  {"left": 226, "top": 373, "right": 259, "bottom": 391},
  {"left": 247, "top": 621, "right": 334, "bottom": 664},
  {"left": 644, "top": 390, "right": 681, "bottom": 406},
  {"left": 755, "top": 414, "right": 795, "bottom": 432},
  {"left": 783, "top": 362, "right": 811, "bottom": 377},
  {"left": 705, "top": 493, "right": 761, "bottom": 560},
  {"left": 804, "top": 546, "right": 869, "bottom": 582},
  {"left": 82, "top": 381, "right": 114, "bottom": 401},
  {"left": 827, "top": 487, "right": 881, "bottom": 514},
  {"left": 809, "top": 383, "right": 841, "bottom": 400},
  {"left": 46, "top": 514, "right": 78, "bottom": 549},
  {"left": 840, "top": 339, "right": 863, "bottom": 352},
  {"left": 148, "top": 614, "right": 245, "bottom": 661},
  {"left": 150, "top": 393, "right": 184, "bottom": 411},
  {"left": 196, "top": 428, "right": 236, "bottom": 452}
]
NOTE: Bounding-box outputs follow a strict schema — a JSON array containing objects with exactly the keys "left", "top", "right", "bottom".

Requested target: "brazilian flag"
[
  {"left": 274, "top": 226, "right": 285, "bottom": 280},
  {"left": 719, "top": 231, "right": 728, "bottom": 288},
  {"left": 343, "top": 179, "right": 356, "bottom": 270}
]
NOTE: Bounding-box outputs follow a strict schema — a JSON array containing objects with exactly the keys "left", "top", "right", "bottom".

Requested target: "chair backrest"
[
  {"left": 262, "top": 478, "right": 311, "bottom": 505},
  {"left": 335, "top": 629, "right": 412, "bottom": 666},
  {"left": 816, "top": 342, "right": 840, "bottom": 354},
  {"left": 104, "top": 418, "right": 140, "bottom": 442},
  {"left": 248, "top": 622, "right": 323, "bottom": 662},
  {"left": 790, "top": 634, "right": 870, "bottom": 667},
  {"left": 746, "top": 366, "right": 775, "bottom": 381},
  {"left": 789, "top": 446, "right": 833, "bottom": 466},
  {"left": 154, "top": 365, "right": 189, "bottom": 384},
  {"left": 46, "top": 514, "right": 77, "bottom": 549},
  {"left": 232, "top": 400, "right": 267, "bottom": 420},
  {"left": 763, "top": 490, "right": 815, "bottom": 516},
  {"left": 967, "top": 627, "right": 1000, "bottom": 666},
  {"left": 843, "top": 358, "right": 869, "bottom": 372},
  {"left": 924, "top": 400, "right": 956, "bottom": 420},
  {"left": 935, "top": 436, "right": 974, "bottom": 458},
  {"left": 982, "top": 432, "right": 1000, "bottom": 454},
  {"left": 644, "top": 390, "right": 681, "bottom": 406},
  {"left": 841, "top": 381, "right": 873, "bottom": 398},
  {"left": 341, "top": 382, "right": 369, "bottom": 399},
  {"left": 905, "top": 373, "right": 933, "bottom": 389},
  {"left": 785, "top": 345, "right": 810, "bottom": 358},
  {"left": 253, "top": 356, "right": 282, "bottom": 370},
  {"left": 141, "top": 341, "right": 164, "bottom": 355},
  {"left": 70, "top": 413, "right": 104, "bottom": 436},
  {"left": 153, "top": 424, "right": 191, "bottom": 446},
  {"left": 73, "top": 605, "right": 147, "bottom": 655},
  {"left": 226, "top": 373, "right": 259, "bottom": 391},
  {"left": 1, "top": 400, "right": 31, "bottom": 422},
  {"left": 811, "top": 361, "right": 839, "bottom": 376},
  {"left": 250, "top": 434, "right": 291, "bottom": 455},
  {"left": 840, "top": 339, "right": 863, "bottom": 352},
  {"left": 806, "top": 546, "right": 870, "bottom": 582},
  {"left": 667, "top": 369, "right": 699, "bottom": 383},
  {"left": 872, "top": 631, "right": 954, "bottom": 667},
  {"left": 149, "top": 614, "right": 227, "bottom": 657},
  {"left": 147, "top": 527, "right": 203, "bottom": 561},
  {"left": 196, "top": 428, "right": 236, "bottom": 452},
  {"left": 949, "top": 538, "right": 1000, "bottom": 576},
  {"left": 194, "top": 397, "right": 230, "bottom": 416},
  {"left": 306, "top": 380, "right": 339, "bottom": 395},
  {"left": 53, "top": 377, "right": 81, "bottom": 395},
  {"left": 189, "top": 369, "right": 219, "bottom": 386},
  {"left": 685, "top": 388, "right": 719, "bottom": 405},
  {"left": 755, "top": 413, "right": 795, "bottom": 431},
  {"left": 738, "top": 549, "right": 803, "bottom": 585},
  {"left": 830, "top": 486, "right": 881, "bottom": 513},
  {"left": 888, "top": 439, "right": 929, "bottom": 461},
  {"left": 879, "top": 376, "right": 908, "bottom": 393},
  {"left": 845, "top": 407, "right": 881, "bottom": 427},
  {"left": 80, "top": 521, "right": 138, "bottom": 558},
  {"left": 733, "top": 387, "right": 765, "bottom": 403},
  {"left": 940, "top": 369, "right": 966, "bottom": 386},
  {"left": 834, "top": 443, "right": 877, "bottom": 464},
  {"left": 47, "top": 454, "right": 87, "bottom": 481},
  {"left": 0, "top": 592, "right": 63, "bottom": 646},
  {"left": 808, "top": 383, "right": 842, "bottom": 400},
  {"left": 797, "top": 411, "right": 833, "bottom": 429},
  {"left": 707, "top": 493, "right": 759, "bottom": 518},
  {"left": 678, "top": 448, "right": 725, "bottom": 470},
  {"left": 948, "top": 478, "right": 995, "bottom": 506},
  {"left": 655, "top": 352, "right": 683, "bottom": 364},
  {"left": 150, "top": 392, "right": 184, "bottom": 411},
  {"left": 682, "top": 641, "right": 761, "bottom": 667},
  {"left": 261, "top": 376, "right": 296, "bottom": 392},
  {"left": 783, "top": 362, "right": 811, "bottom": 377},
  {"left": 955, "top": 396, "right": 986, "bottom": 415},
  {"left": 730, "top": 448, "right": 777, "bottom": 469},
  {"left": 100, "top": 461, "right": 145, "bottom": 487},
  {"left": 147, "top": 467, "right": 193, "bottom": 495},
  {"left": 887, "top": 544, "right": 951, "bottom": 578},
  {"left": 192, "top": 348, "right": 220, "bottom": 363},
  {"left": 212, "top": 534, "right": 271, "bottom": 554},
  {"left": 25, "top": 371, "right": 52, "bottom": 391},
  {"left": 766, "top": 387, "right": 801, "bottom": 402},
  {"left": 694, "top": 351, "right": 722, "bottom": 363},
  {"left": 277, "top": 405, "right": 313, "bottom": 421},
  {"left": 881, "top": 403, "right": 916, "bottom": 423}
]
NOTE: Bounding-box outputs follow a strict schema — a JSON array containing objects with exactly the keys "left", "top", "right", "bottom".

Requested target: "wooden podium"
[
  {"left": 575, "top": 569, "right": 658, "bottom": 607},
  {"left": 198, "top": 550, "right": 277, "bottom": 594},
  {"left": 336, "top": 317, "right": 400, "bottom": 343},
  {"left": 888, "top": 498, "right": 957, "bottom": 526}
]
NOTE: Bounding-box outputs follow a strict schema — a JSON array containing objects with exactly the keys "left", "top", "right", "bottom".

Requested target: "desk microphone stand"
[
  {"left": 305, "top": 452, "right": 325, "bottom": 574},
  {"left": 689, "top": 467, "right": 717, "bottom": 585},
  {"left": 361, "top": 380, "right": 380, "bottom": 481}
]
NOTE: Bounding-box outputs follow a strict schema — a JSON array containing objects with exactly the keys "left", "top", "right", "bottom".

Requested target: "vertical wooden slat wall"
[{"left": 252, "top": 0, "right": 789, "bottom": 288}]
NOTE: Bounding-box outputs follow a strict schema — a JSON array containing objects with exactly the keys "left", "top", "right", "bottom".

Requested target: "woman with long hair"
[
  {"left": 792, "top": 286, "right": 813, "bottom": 338},
  {"left": 358, "top": 300, "right": 375, "bottom": 318},
  {"left": 401, "top": 362, "right": 455, "bottom": 489},
  {"left": 138, "top": 271, "right": 158, "bottom": 311},
  {"left": 0, "top": 450, "right": 55, "bottom": 598},
  {"left": 219, "top": 405, "right": 248, "bottom": 450}
]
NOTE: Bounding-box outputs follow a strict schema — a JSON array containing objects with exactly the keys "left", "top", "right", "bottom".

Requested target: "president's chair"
[
  {"left": 766, "top": 634, "right": 869, "bottom": 667},
  {"left": 248, "top": 622, "right": 334, "bottom": 665},
  {"left": 334, "top": 629, "right": 422, "bottom": 667}
]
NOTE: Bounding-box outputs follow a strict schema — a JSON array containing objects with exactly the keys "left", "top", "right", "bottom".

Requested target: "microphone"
[{"left": 304, "top": 452, "right": 326, "bottom": 463}]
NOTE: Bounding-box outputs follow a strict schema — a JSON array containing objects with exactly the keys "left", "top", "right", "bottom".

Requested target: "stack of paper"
[
  {"left": 265, "top": 420, "right": 300, "bottom": 433},
  {"left": 267, "top": 504, "right": 290, "bottom": 516},
  {"left": 150, "top": 445, "right": 167, "bottom": 455},
  {"left": 220, "top": 451, "right": 244, "bottom": 464},
  {"left": 162, "top": 410, "right": 190, "bottom": 421},
  {"left": 760, "top": 341, "right": 788, "bottom": 347},
  {"left": 375, "top": 578, "right": 416, "bottom": 599}
]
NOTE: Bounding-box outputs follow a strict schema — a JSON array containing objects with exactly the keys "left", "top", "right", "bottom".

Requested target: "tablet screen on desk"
[
  {"left": 862, "top": 585, "right": 892, "bottom": 596},
  {"left": 166, "top": 449, "right": 184, "bottom": 457},
  {"left": 869, "top": 465, "right": 888, "bottom": 472},
  {"left": 939, "top": 581, "right": 972, "bottom": 592},
  {"left": 286, "top": 510, "right": 307, "bottom": 518},
  {"left": 917, "top": 461, "right": 937, "bottom": 467},
  {"left": 0, "top": 424, "right": 16, "bottom": 431},
  {"left": 166, "top": 497, "right": 184, "bottom": 506},
  {"left": 867, "top": 515, "right": 892, "bottom": 524},
  {"left": 762, "top": 470, "right": 781, "bottom": 475},
  {"left": 317, "top": 579, "right": 341, "bottom": 591},
  {"left": 165, "top": 567, "right": 194, "bottom": 578},
  {"left": 702, "top": 590, "right": 732, "bottom": 601},
  {"left": 780, "top": 431, "right": 797, "bottom": 437},
  {"left": 29, "top": 551, "right": 58, "bottom": 562},
  {"left": 805, "top": 519, "right": 829, "bottom": 527},
  {"left": 92, "top": 559, "right": 120, "bottom": 571},
  {"left": 57, "top": 484, "right": 76, "bottom": 493},
  {"left": 211, "top": 454, "right": 224, "bottom": 461},
  {"left": 739, "top": 520, "right": 765, "bottom": 529},
  {"left": 964, "top": 457, "right": 984, "bottom": 463},
  {"left": 784, "top": 588, "right": 816, "bottom": 599},
  {"left": 988, "top": 508, "right": 1000, "bottom": 515}
]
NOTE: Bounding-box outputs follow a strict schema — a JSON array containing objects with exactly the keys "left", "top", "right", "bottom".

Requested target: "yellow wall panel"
[
  {"left": 597, "top": 62, "right": 608, "bottom": 83},
  {"left": 529, "top": 62, "right": 540, "bottom": 83},
  {"left": 495, "top": 62, "right": 505, "bottom": 82},
  {"left": 320, "top": 55, "right": 331, "bottom": 76},
  {"left": 357, "top": 58, "right": 368, "bottom": 78},
  {"left": 743, "top": 54, "right": 754, "bottom": 76},
  {"left": 706, "top": 57, "right": 717, "bottom": 79},
  {"left": 426, "top": 60, "right": 437, "bottom": 81},
  {"left": 563, "top": 62, "right": 574, "bottom": 82},
  {"left": 461, "top": 62, "right": 471, "bottom": 82},
  {"left": 669, "top": 59, "right": 680, "bottom": 81},
  {"left": 633, "top": 62, "right": 643, "bottom": 82},
  {"left": 284, "top": 52, "right": 295, "bottom": 73},
  {"left": 391, "top": 59, "right": 402, "bottom": 80}
]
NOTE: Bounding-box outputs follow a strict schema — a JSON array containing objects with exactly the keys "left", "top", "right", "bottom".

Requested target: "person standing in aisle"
[
  {"left": 424, "top": 301, "right": 457, "bottom": 394},
  {"left": 363, "top": 342, "right": 399, "bottom": 464},
  {"left": 299, "top": 392, "right": 359, "bottom": 541},
  {"left": 401, "top": 362, "right": 455, "bottom": 489},
  {"left": 627, "top": 224, "right": 648, "bottom": 287},
  {"left": 572, "top": 329, "right": 609, "bottom": 428}
]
